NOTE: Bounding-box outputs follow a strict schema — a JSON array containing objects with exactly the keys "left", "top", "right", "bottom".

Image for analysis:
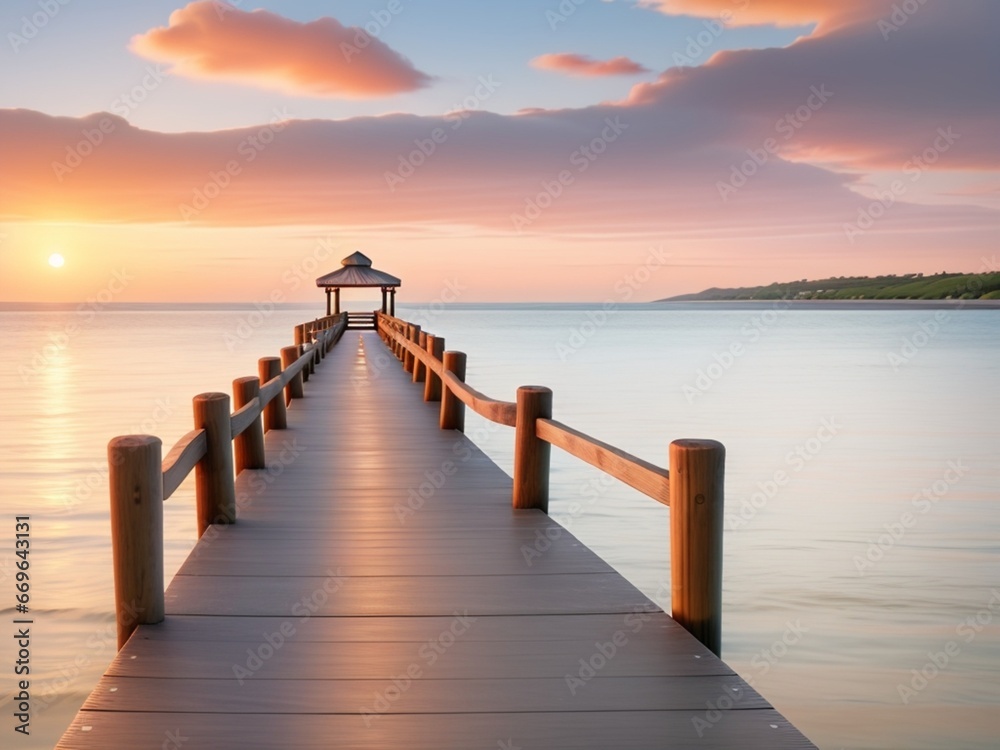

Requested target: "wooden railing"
[
  {"left": 377, "top": 312, "right": 725, "bottom": 656},
  {"left": 345, "top": 311, "right": 377, "bottom": 330},
  {"left": 108, "top": 314, "right": 348, "bottom": 649}
]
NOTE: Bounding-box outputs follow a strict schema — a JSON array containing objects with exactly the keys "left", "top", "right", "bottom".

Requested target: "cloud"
[
  {"left": 626, "top": 0, "right": 999, "bottom": 171},
  {"left": 1, "top": 0, "right": 995, "bottom": 269},
  {"left": 0, "top": 106, "right": 856, "bottom": 231},
  {"left": 640, "top": 0, "right": 886, "bottom": 32},
  {"left": 531, "top": 53, "right": 650, "bottom": 77},
  {"left": 130, "top": 1, "right": 432, "bottom": 98}
]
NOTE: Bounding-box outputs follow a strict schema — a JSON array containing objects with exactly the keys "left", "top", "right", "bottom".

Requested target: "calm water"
[{"left": 0, "top": 304, "right": 997, "bottom": 749}]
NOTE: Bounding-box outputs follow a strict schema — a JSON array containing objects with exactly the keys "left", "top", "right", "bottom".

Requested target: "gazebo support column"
[
  {"left": 381, "top": 287, "right": 388, "bottom": 314},
  {"left": 334, "top": 288, "right": 341, "bottom": 316},
  {"left": 390, "top": 288, "right": 396, "bottom": 317},
  {"left": 325, "top": 289, "right": 332, "bottom": 316}
]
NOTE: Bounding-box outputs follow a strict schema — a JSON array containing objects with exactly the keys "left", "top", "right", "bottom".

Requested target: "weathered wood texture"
[
  {"left": 670, "top": 439, "right": 726, "bottom": 657},
  {"left": 160, "top": 429, "right": 206, "bottom": 500},
  {"left": 280, "top": 345, "right": 304, "bottom": 402},
  {"left": 258, "top": 357, "right": 287, "bottom": 431},
  {"left": 60, "top": 332, "right": 814, "bottom": 749},
  {"left": 423, "top": 334, "right": 444, "bottom": 402},
  {"left": 439, "top": 350, "right": 467, "bottom": 431},
  {"left": 232, "top": 377, "right": 265, "bottom": 473},
  {"left": 536, "top": 418, "right": 670, "bottom": 504},
  {"left": 108, "top": 435, "right": 165, "bottom": 649},
  {"left": 513, "top": 385, "right": 552, "bottom": 511},
  {"left": 192, "top": 392, "right": 236, "bottom": 536}
]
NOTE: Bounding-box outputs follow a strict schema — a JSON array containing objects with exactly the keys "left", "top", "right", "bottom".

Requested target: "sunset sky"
[{"left": 1, "top": 0, "right": 997, "bottom": 303}]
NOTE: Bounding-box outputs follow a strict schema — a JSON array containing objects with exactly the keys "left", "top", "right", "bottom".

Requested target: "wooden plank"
[
  {"left": 128, "top": 612, "right": 688, "bottom": 643},
  {"left": 57, "top": 710, "right": 816, "bottom": 749},
  {"left": 107, "top": 640, "right": 733, "bottom": 681},
  {"left": 83, "top": 674, "right": 769, "bottom": 713},
  {"left": 176, "top": 536, "right": 615, "bottom": 577},
  {"left": 197, "top": 518, "right": 562, "bottom": 540},
  {"left": 164, "top": 572, "right": 652, "bottom": 617}
]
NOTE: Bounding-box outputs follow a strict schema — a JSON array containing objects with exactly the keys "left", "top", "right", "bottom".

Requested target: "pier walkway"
[{"left": 57, "top": 320, "right": 815, "bottom": 748}]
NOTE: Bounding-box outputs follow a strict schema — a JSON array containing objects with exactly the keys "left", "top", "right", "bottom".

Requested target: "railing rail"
[
  {"left": 230, "top": 396, "right": 262, "bottom": 439},
  {"left": 108, "top": 313, "right": 348, "bottom": 648},
  {"left": 345, "top": 311, "right": 378, "bottom": 329},
  {"left": 161, "top": 429, "right": 208, "bottom": 500},
  {"left": 376, "top": 311, "right": 725, "bottom": 655},
  {"left": 535, "top": 418, "right": 671, "bottom": 504}
]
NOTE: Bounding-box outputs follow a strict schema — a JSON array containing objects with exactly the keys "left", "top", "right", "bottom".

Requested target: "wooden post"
[
  {"left": 233, "top": 376, "right": 265, "bottom": 473},
  {"left": 306, "top": 323, "right": 316, "bottom": 375},
  {"left": 402, "top": 325, "right": 411, "bottom": 370},
  {"left": 280, "top": 346, "right": 304, "bottom": 403},
  {"left": 328, "top": 318, "right": 336, "bottom": 351},
  {"left": 109, "top": 435, "right": 164, "bottom": 650},
  {"left": 325, "top": 288, "right": 331, "bottom": 316},
  {"left": 315, "top": 319, "right": 326, "bottom": 360},
  {"left": 413, "top": 331, "right": 428, "bottom": 383},
  {"left": 390, "top": 288, "right": 396, "bottom": 317},
  {"left": 381, "top": 287, "right": 388, "bottom": 314},
  {"left": 512, "top": 386, "right": 552, "bottom": 512},
  {"left": 334, "top": 288, "right": 341, "bottom": 315},
  {"left": 193, "top": 392, "right": 236, "bottom": 538},
  {"left": 440, "top": 351, "right": 467, "bottom": 431},
  {"left": 312, "top": 321, "right": 322, "bottom": 365},
  {"left": 293, "top": 325, "right": 309, "bottom": 382},
  {"left": 669, "top": 439, "right": 725, "bottom": 657},
  {"left": 424, "top": 335, "right": 445, "bottom": 402},
  {"left": 258, "top": 357, "right": 287, "bottom": 431},
  {"left": 404, "top": 324, "right": 420, "bottom": 374}
]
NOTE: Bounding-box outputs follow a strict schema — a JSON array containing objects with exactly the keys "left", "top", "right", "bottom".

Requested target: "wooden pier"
[{"left": 57, "top": 312, "right": 816, "bottom": 749}]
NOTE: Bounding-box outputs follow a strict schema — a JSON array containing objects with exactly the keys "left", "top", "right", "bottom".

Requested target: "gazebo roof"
[{"left": 315, "top": 252, "right": 401, "bottom": 288}]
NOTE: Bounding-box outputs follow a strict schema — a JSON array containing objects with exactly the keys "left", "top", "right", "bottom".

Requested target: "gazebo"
[{"left": 315, "top": 251, "right": 401, "bottom": 317}]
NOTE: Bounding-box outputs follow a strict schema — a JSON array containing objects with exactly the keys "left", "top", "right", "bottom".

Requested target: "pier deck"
[{"left": 57, "top": 330, "right": 815, "bottom": 748}]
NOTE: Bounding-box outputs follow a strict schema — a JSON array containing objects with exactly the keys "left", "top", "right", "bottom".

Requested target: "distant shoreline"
[
  {"left": 3, "top": 300, "right": 1000, "bottom": 312},
  {"left": 648, "top": 299, "right": 1000, "bottom": 310},
  {"left": 659, "top": 271, "right": 1000, "bottom": 304}
]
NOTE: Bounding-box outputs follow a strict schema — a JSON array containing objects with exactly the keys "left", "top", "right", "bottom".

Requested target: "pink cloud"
[
  {"left": 641, "top": 0, "right": 886, "bottom": 32},
  {"left": 532, "top": 53, "right": 650, "bottom": 77},
  {"left": 0, "top": 106, "right": 851, "bottom": 230},
  {"left": 2, "top": 0, "right": 995, "bottom": 266},
  {"left": 3, "top": 102, "right": 994, "bottom": 253},
  {"left": 130, "top": 1, "right": 432, "bottom": 98}
]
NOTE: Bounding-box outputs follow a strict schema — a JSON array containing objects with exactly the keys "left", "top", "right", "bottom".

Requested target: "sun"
[{"left": 48, "top": 253, "right": 65, "bottom": 268}]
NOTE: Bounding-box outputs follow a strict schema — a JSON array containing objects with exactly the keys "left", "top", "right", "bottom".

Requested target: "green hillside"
[{"left": 664, "top": 272, "right": 1000, "bottom": 302}]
